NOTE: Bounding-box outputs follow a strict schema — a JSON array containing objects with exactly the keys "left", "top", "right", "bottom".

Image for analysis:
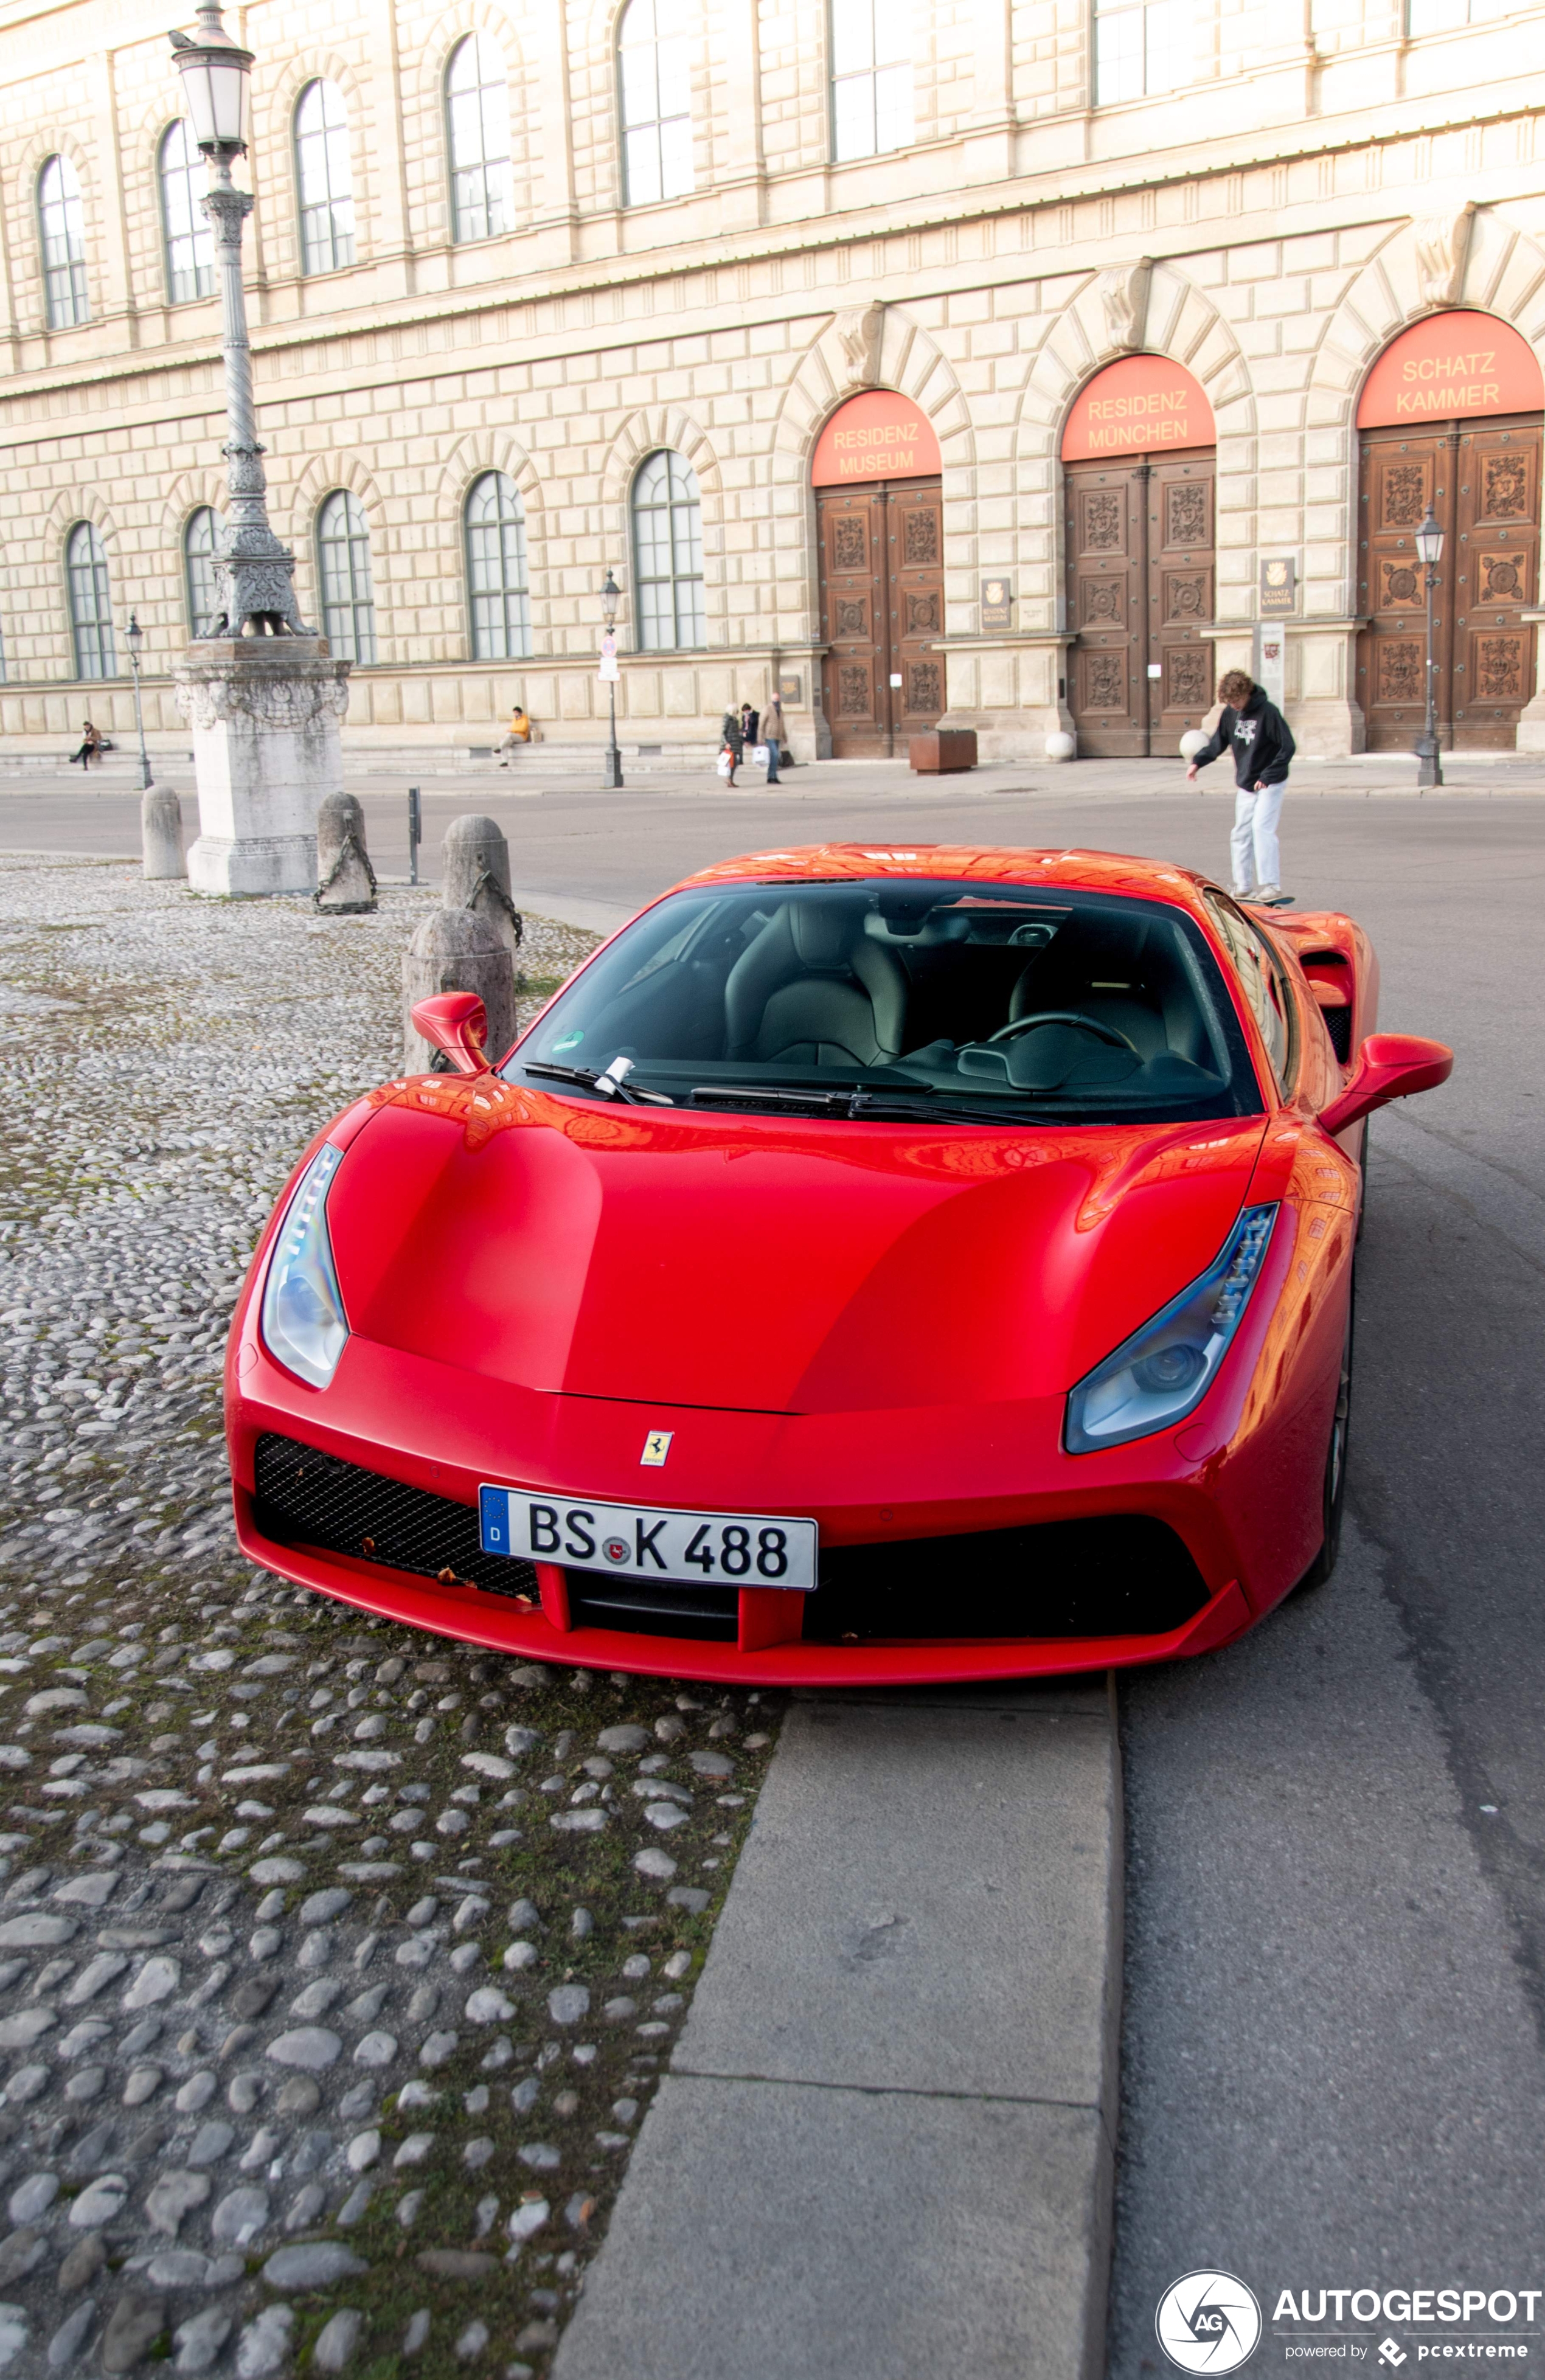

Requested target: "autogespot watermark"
[{"left": 1156, "top": 2281, "right": 1542, "bottom": 2370}]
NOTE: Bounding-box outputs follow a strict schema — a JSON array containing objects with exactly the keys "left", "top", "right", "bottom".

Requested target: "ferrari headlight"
[
  {"left": 1064, "top": 1204, "right": 1278, "bottom": 1454},
  {"left": 260, "top": 1143, "right": 349, "bottom": 1390}
]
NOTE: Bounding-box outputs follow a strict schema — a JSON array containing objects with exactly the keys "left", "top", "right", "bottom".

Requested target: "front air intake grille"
[
  {"left": 805, "top": 1514, "right": 1209, "bottom": 1642},
  {"left": 253, "top": 1433, "right": 536, "bottom": 1601},
  {"left": 562, "top": 1514, "right": 1209, "bottom": 1645},
  {"left": 565, "top": 1573, "right": 739, "bottom": 1642}
]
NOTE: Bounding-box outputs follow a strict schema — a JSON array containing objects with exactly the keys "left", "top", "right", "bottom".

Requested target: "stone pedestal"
[
  {"left": 173, "top": 637, "right": 351, "bottom": 897},
  {"left": 141, "top": 788, "right": 187, "bottom": 881}
]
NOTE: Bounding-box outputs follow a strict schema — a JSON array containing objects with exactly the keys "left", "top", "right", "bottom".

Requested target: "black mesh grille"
[
  {"left": 1323, "top": 1004, "right": 1353, "bottom": 1063},
  {"left": 807, "top": 1514, "right": 1209, "bottom": 1642},
  {"left": 564, "top": 1514, "right": 1208, "bottom": 1645},
  {"left": 253, "top": 1434, "right": 537, "bottom": 1600}
]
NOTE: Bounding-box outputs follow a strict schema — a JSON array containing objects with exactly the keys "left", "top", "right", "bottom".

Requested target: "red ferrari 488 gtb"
[{"left": 226, "top": 845, "right": 1451, "bottom": 1684}]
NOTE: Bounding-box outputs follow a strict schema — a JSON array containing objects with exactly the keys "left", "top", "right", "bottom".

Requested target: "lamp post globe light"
[
  {"left": 170, "top": 0, "right": 305, "bottom": 639},
  {"left": 1414, "top": 502, "right": 1445, "bottom": 792},
  {"left": 124, "top": 613, "right": 153, "bottom": 792},
  {"left": 600, "top": 568, "right": 625, "bottom": 790}
]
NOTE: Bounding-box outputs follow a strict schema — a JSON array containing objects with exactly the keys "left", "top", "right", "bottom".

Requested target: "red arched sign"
[
  {"left": 811, "top": 389, "right": 943, "bottom": 486},
  {"left": 1060, "top": 355, "right": 1216, "bottom": 462},
  {"left": 1356, "top": 311, "right": 1543, "bottom": 428}
]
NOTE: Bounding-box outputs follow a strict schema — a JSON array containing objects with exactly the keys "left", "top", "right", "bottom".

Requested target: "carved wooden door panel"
[
  {"left": 1065, "top": 454, "right": 1215, "bottom": 757},
  {"left": 1066, "top": 462, "right": 1144, "bottom": 758},
  {"left": 1147, "top": 456, "right": 1215, "bottom": 749},
  {"left": 1358, "top": 418, "right": 1539, "bottom": 751},
  {"left": 818, "top": 480, "right": 944, "bottom": 757},
  {"left": 1356, "top": 430, "right": 1446, "bottom": 751},
  {"left": 1453, "top": 419, "right": 1539, "bottom": 749},
  {"left": 818, "top": 488, "right": 888, "bottom": 757}
]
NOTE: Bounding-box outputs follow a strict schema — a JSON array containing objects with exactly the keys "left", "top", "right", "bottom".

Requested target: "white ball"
[
  {"left": 1044, "top": 731, "right": 1076, "bottom": 763},
  {"left": 1179, "top": 729, "right": 1207, "bottom": 761}
]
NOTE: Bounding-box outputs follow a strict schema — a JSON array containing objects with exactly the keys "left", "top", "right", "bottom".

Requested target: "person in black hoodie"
[{"left": 1186, "top": 668, "right": 1296, "bottom": 902}]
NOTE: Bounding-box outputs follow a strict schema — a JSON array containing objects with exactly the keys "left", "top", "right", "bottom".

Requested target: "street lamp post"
[
  {"left": 600, "top": 569, "right": 625, "bottom": 789},
  {"left": 124, "top": 614, "right": 153, "bottom": 791},
  {"left": 1414, "top": 503, "right": 1444, "bottom": 791},
  {"left": 170, "top": 1, "right": 305, "bottom": 637}
]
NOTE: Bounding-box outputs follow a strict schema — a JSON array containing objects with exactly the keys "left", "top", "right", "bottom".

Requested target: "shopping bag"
[
  {"left": 751, "top": 745, "right": 770, "bottom": 768},
  {"left": 716, "top": 749, "right": 735, "bottom": 779}
]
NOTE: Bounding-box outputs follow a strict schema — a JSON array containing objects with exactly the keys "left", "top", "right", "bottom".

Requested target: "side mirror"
[
  {"left": 1318, "top": 1031, "right": 1453, "bottom": 1137},
  {"left": 412, "top": 991, "right": 489, "bottom": 1077}
]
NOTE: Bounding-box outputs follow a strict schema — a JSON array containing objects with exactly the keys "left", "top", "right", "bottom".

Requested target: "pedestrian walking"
[
  {"left": 719, "top": 707, "right": 744, "bottom": 787},
  {"left": 762, "top": 689, "right": 785, "bottom": 782},
  {"left": 1185, "top": 668, "right": 1295, "bottom": 903},
  {"left": 71, "top": 719, "right": 102, "bottom": 770}
]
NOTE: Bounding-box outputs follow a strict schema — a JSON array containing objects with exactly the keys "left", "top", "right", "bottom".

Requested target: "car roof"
[{"left": 672, "top": 843, "right": 1218, "bottom": 918}]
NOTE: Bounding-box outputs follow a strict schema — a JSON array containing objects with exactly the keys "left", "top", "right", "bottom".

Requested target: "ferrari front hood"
[{"left": 328, "top": 1089, "right": 1269, "bottom": 1414}]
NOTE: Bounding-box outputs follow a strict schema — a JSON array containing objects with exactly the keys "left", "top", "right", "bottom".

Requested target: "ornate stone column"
[{"left": 168, "top": 0, "right": 352, "bottom": 895}]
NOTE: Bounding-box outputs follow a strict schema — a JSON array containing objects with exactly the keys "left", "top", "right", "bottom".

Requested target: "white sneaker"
[{"left": 1252, "top": 883, "right": 1285, "bottom": 903}]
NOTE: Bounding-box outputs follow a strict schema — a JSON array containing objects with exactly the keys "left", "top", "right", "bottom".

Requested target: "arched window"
[
  {"left": 465, "top": 473, "right": 530, "bottom": 659},
  {"left": 38, "top": 155, "right": 88, "bottom": 329},
  {"left": 618, "top": 0, "right": 693, "bottom": 207},
  {"left": 830, "top": 0, "right": 913, "bottom": 161},
  {"left": 316, "top": 491, "right": 377, "bottom": 664},
  {"left": 66, "top": 523, "right": 114, "bottom": 679},
  {"left": 1093, "top": 0, "right": 1189, "bottom": 100},
  {"left": 446, "top": 34, "right": 512, "bottom": 243},
  {"left": 184, "top": 507, "right": 224, "bottom": 637},
  {"left": 294, "top": 79, "right": 356, "bottom": 276},
  {"left": 159, "top": 121, "right": 214, "bottom": 304},
  {"left": 631, "top": 450, "right": 704, "bottom": 651}
]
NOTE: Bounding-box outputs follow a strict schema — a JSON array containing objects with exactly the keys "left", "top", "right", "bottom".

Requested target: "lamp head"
[
  {"left": 170, "top": 0, "right": 253, "bottom": 154},
  {"left": 1414, "top": 505, "right": 1444, "bottom": 568},
  {"left": 125, "top": 614, "right": 144, "bottom": 664},
  {"left": 600, "top": 569, "right": 620, "bottom": 626}
]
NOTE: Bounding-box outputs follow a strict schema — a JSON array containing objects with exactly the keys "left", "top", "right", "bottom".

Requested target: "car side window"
[{"left": 1203, "top": 893, "right": 1296, "bottom": 1097}]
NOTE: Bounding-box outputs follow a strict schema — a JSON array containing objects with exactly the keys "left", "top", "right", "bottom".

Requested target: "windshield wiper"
[
  {"left": 687, "top": 1083, "right": 1054, "bottom": 1126},
  {"left": 521, "top": 1058, "right": 672, "bottom": 1106}
]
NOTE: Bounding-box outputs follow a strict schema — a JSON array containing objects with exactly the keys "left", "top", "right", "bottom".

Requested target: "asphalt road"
[{"left": 6, "top": 765, "right": 1545, "bottom": 2362}]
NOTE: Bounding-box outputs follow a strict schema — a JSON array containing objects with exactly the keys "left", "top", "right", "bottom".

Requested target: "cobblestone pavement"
[{"left": 0, "top": 858, "right": 783, "bottom": 2379}]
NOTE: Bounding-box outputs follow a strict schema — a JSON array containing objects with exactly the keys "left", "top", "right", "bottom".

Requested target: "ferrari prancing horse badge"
[{"left": 640, "top": 1431, "right": 673, "bottom": 1467}]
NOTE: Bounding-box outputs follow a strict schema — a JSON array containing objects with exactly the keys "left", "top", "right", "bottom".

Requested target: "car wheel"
[{"left": 1295, "top": 1292, "right": 1354, "bottom": 1592}]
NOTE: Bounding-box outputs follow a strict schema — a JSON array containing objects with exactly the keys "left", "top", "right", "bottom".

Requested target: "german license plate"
[{"left": 478, "top": 1487, "right": 818, "bottom": 1592}]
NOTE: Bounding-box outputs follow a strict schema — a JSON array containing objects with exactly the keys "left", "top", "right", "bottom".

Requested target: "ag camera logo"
[{"left": 1156, "top": 2271, "right": 1263, "bottom": 2373}]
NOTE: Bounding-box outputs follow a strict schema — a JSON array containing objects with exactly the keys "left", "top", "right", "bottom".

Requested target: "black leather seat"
[
  {"left": 725, "top": 902, "right": 908, "bottom": 1067},
  {"left": 1007, "top": 912, "right": 1196, "bottom": 1061}
]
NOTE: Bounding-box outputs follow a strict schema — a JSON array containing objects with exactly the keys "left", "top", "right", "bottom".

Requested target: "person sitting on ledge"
[
  {"left": 498, "top": 705, "right": 535, "bottom": 763},
  {"left": 71, "top": 720, "right": 102, "bottom": 770}
]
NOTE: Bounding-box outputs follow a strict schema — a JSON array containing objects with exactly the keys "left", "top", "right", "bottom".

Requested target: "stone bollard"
[
  {"left": 315, "top": 791, "right": 378, "bottom": 913},
  {"left": 441, "top": 813, "right": 523, "bottom": 959},
  {"left": 401, "top": 906, "right": 516, "bottom": 1073},
  {"left": 141, "top": 788, "right": 187, "bottom": 881}
]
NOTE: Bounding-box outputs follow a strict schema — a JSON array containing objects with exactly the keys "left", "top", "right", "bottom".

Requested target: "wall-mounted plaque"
[
  {"left": 981, "top": 577, "right": 1012, "bottom": 630},
  {"left": 1259, "top": 558, "right": 1298, "bottom": 616},
  {"left": 778, "top": 673, "right": 802, "bottom": 703}
]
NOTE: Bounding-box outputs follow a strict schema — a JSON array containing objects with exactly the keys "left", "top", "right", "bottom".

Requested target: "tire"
[{"left": 1295, "top": 1290, "right": 1354, "bottom": 1592}]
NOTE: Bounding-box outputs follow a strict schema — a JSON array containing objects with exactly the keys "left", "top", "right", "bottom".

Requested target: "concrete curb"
[{"left": 554, "top": 1676, "right": 1122, "bottom": 2380}]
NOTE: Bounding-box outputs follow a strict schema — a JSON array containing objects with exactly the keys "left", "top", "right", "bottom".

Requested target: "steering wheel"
[{"left": 987, "top": 1009, "right": 1139, "bottom": 1053}]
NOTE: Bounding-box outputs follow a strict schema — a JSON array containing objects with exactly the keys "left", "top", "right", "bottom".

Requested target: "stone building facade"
[{"left": 0, "top": 0, "right": 1542, "bottom": 763}]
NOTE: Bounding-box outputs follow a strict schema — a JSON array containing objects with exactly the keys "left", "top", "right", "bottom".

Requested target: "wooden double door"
[
  {"left": 818, "top": 479, "right": 945, "bottom": 757},
  {"left": 1356, "top": 417, "right": 1540, "bottom": 751},
  {"left": 1064, "top": 451, "right": 1215, "bottom": 758}
]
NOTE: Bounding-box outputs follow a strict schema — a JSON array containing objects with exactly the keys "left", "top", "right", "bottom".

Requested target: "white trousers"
[{"left": 1231, "top": 782, "right": 1285, "bottom": 892}]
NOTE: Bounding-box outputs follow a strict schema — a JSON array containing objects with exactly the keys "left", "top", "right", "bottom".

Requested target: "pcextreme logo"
[{"left": 1157, "top": 2272, "right": 1265, "bottom": 2372}]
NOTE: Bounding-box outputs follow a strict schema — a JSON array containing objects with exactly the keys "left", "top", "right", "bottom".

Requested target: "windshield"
[{"left": 504, "top": 879, "right": 1263, "bottom": 1125}]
